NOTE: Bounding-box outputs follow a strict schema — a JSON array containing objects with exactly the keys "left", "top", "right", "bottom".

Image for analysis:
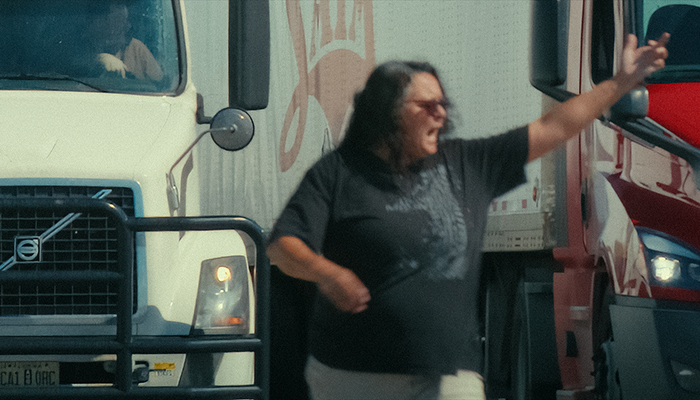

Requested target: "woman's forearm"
[
  {"left": 267, "top": 236, "right": 333, "bottom": 283},
  {"left": 267, "top": 235, "right": 371, "bottom": 313},
  {"left": 527, "top": 33, "right": 669, "bottom": 162},
  {"left": 527, "top": 75, "right": 634, "bottom": 161}
]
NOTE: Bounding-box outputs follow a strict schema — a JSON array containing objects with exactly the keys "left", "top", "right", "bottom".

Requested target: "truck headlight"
[
  {"left": 651, "top": 255, "right": 681, "bottom": 282},
  {"left": 193, "top": 256, "right": 250, "bottom": 335},
  {"left": 638, "top": 228, "right": 700, "bottom": 289}
]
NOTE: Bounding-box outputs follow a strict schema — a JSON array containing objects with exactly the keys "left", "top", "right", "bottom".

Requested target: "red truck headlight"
[
  {"left": 651, "top": 255, "right": 681, "bottom": 282},
  {"left": 638, "top": 228, "right": 700, "bottom": 301}
]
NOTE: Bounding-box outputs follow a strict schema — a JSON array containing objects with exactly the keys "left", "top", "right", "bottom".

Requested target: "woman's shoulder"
[
  {"left": 299, "top": 149, "right": 354, "bottom": 188},
  {"left": 314, "top": 146, "right": 394, "bottom": 189},
  {"left": 307, "top": 148, "right": 347, "bottom": 173}
]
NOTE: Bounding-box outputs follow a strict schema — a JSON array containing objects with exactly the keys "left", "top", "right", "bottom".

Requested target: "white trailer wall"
[{"left": 185, "top": 0, "right": 542, "bottom": 232}]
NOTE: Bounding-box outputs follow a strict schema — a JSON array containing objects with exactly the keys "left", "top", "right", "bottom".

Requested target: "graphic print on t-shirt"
[{"left": 385, "top": 163, "right": 468, "bottom": 281}]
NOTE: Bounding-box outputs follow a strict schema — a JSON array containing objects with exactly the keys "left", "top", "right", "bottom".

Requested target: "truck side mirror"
[
  {"left": 228, "top": 0, "right": 270, "bottom": 110},
  {"left": 210, "top": 107, "right": 255, "bottom": 152},
  {"left": 529, "top": 0, "right": 574, "bottom": 102},
  {"left": 168, "top": 107, "right": 254, "bottom": 211},
  {"left": 610, "top": 88, "right": 648, "bottom": 120}
]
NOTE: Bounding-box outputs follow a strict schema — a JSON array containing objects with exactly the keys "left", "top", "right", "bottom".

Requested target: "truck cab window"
[
  {"left": 591, "top": 0, "right": 615, "bottom": 84},
  {"left": 0, "top": 0, "right": 179, "bottom": 93},
  {"left": 643, "top": 1, "right": 700, "bottom": 83}
]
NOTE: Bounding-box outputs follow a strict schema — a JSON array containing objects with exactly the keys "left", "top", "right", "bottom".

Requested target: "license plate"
[{"left": 0, "top": 361, "right": 59, "bottom": 388}]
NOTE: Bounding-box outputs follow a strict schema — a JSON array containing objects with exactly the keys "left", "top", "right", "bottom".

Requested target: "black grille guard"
[{"left": 0, "top": 198, "right": 270, "bottom": 400}]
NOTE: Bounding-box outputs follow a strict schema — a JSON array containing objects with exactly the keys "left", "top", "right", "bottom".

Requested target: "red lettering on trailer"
[{"left": 279, "top": 0, "right": 376, "bottom": 172}]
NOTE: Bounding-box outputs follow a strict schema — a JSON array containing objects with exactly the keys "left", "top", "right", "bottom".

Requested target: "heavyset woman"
[{"left": 267, "top": 34, "right": 669, "bottom": 400}]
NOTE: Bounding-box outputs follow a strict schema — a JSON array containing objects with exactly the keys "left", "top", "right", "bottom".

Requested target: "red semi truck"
[{"left": 487, "top": 0, "right": 700, "bottom": 398}]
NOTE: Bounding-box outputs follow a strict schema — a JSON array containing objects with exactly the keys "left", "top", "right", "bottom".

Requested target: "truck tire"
[
  {"left": 179, "top": 353, "right": 219, "bottom": 387},
  {"left": 594, "top": 339, "right": 622, "bottom": 400},
  {"left": 512, "top": 295, "right": 530, "bottom": 400},
  {"left": 592, "top": 272, "right": 622, "bottom": 400},
  {"left": 482, "top": 253, "right": 560, "bottom": 400}
]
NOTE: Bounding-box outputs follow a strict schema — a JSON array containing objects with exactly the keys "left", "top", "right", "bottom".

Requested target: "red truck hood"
[{"left": 648, "top": 82, "right": 700, "bottom": 148}]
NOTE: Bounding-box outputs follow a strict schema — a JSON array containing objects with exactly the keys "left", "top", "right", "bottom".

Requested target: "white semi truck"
[{"left": 0, "top": 0, "right": 270, "bottom": 398}]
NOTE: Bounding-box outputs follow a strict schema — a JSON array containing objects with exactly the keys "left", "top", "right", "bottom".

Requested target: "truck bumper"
[
  {"left": 0, "top": 199, "right": 270, "bottom": 399},
  {"left": 610, "top": 296, "right": 700, "bottom": 400}
]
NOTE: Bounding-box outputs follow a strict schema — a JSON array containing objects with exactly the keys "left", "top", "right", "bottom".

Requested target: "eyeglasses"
[{"left": 407, "top": 99, "right": 450, "bottom": 116}]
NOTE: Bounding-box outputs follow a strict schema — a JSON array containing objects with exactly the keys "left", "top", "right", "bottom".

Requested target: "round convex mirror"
[{"left": 209, "top": 108, "right": 255, "bottom": 151}]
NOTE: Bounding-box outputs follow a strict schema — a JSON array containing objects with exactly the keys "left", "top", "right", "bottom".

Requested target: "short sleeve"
[
  {"left": 267, "top": 153, "right": 340, "bottom": 253},
  {"left": 449, "top": 125, "right": 529, "bottom": 198}
]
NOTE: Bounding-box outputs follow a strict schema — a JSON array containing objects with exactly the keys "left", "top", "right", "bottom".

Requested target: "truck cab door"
[{"left": 531, "top": 0, "right": 700, "bottom": 186}]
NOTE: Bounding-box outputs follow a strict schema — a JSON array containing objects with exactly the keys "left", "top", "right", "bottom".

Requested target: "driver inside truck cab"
[{"left": 86, "top": 2, "right": 163, "bottom": 82}]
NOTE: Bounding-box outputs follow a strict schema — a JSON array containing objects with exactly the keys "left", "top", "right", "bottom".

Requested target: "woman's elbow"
[{"left": 266, "top": 239, "right": 283, "bottom": 266}]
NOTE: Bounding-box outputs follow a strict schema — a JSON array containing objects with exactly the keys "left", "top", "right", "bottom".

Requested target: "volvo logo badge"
[{"left": 15, "top": 236, "right": 42, "bottom": 263}]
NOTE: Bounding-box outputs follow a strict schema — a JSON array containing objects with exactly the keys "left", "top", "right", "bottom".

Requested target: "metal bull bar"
[{"left": 0, "top": 198, "right": 270, "bottom": 399}]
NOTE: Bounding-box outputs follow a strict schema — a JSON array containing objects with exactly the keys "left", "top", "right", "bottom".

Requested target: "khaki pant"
[
  {"left": 439, "top": 369, "right": 485, "bottom": 400},
  {"left": 305, "top": 355, "right": 485, "bottom": 400}
]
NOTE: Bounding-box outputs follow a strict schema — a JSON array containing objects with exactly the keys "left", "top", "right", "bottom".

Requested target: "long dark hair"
[{"left": 340, "top": 60, "right": 452, "bottom": 170}]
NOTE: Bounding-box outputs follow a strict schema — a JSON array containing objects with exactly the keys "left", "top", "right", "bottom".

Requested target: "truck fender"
[
  {"left": 150, "top": 229, "right": 252, "bottom": 328},
  {"left": 591, "top": 172, "right": 650, "bottom": 297}
]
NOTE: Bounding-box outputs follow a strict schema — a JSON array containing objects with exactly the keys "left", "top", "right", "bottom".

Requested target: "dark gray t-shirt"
[{"left": 269, "top": 126, "right": 529, "bottom": 375}]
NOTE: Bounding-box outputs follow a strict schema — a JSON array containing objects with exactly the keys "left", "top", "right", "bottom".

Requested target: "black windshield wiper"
[{"left": 0, "top": 73, "right": 110, "bottom": 92}]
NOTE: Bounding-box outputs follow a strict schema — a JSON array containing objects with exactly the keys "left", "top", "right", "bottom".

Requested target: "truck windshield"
[
  {"left": 0, "top": 0, "right": 179, "bottom": 93},
  {"left": 642, "top": 1, "right": 700, "bottom": 83}
]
